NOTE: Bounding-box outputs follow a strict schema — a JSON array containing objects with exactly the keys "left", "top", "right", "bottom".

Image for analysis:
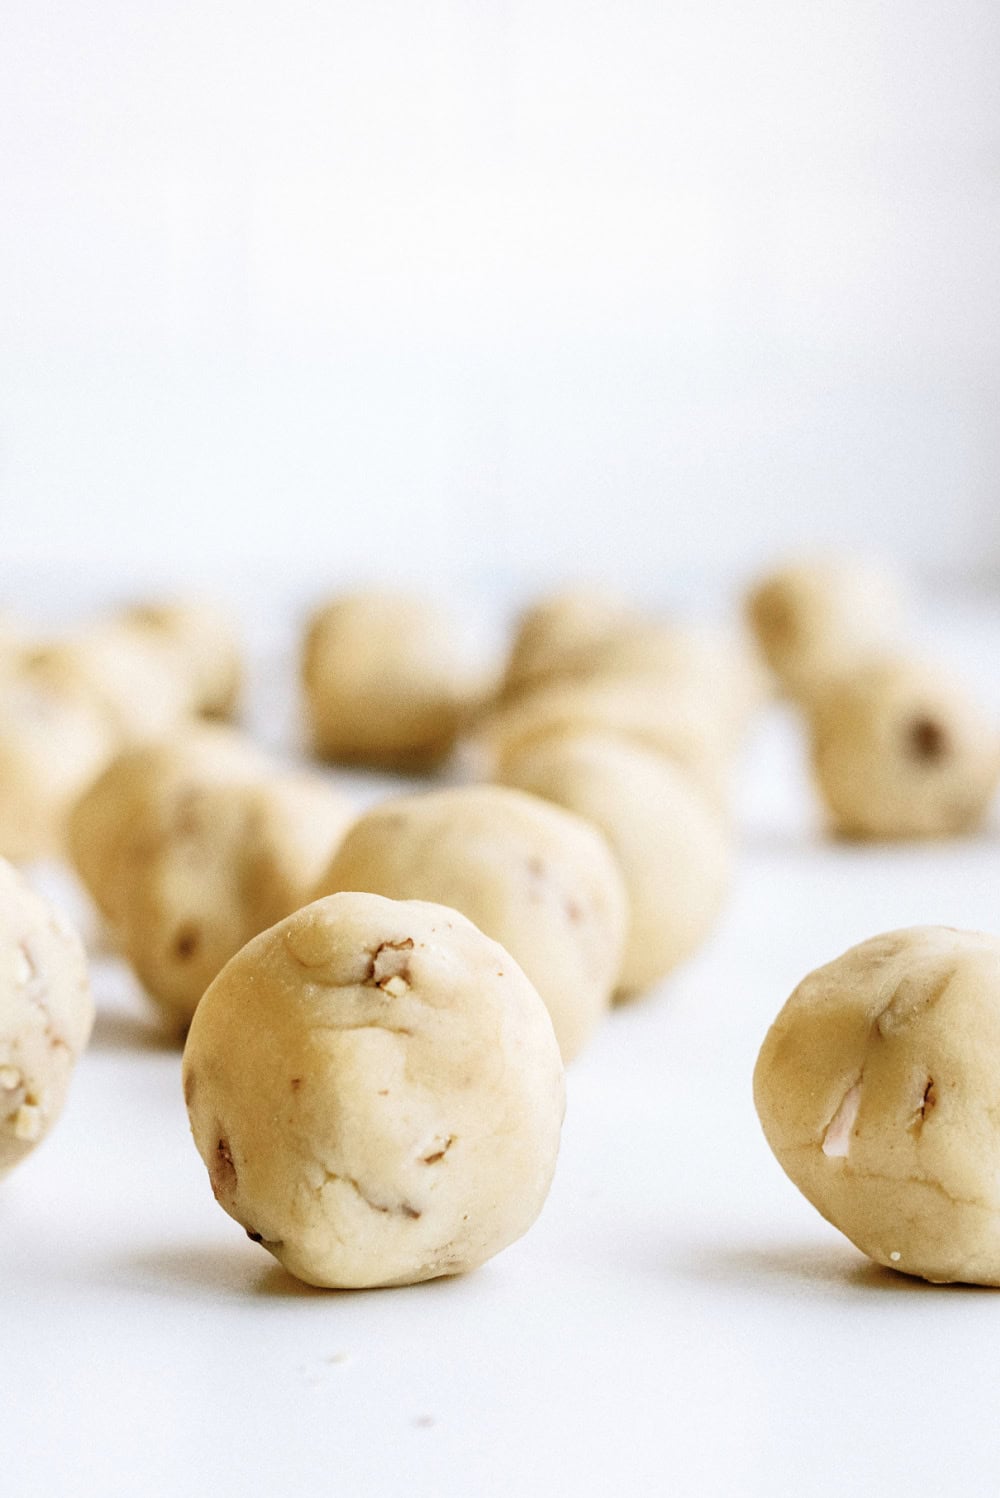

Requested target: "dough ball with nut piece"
[
  {"left": 808, "top": 656, "right": 1000, "bottom": 840},
  {"left": 0, "top": 858, "right": 93, "bottom": 1176},
  {"left": 183, "top": 891, "right": 565, "bottom": 1289},
  {"left": 313, "top": 784, "right": 628, "bottom": 1063},
  {"left": 69, "top": 730, "right": 354, "bottom": 1030},
  {"left": 754, "top": 926, "right": 1000, "bottom": 1286},
  {"left": 120, "top": 599, "right": 243, "bottom": 720},
  {"left": 746, "top": 556, "right": 904, "bottom": 702},
  {"left": 497, "top": 731, "right": 732, "bottom": 997},
  {"left": 302, "top": 589, "right": 495, "bottom": 770}
]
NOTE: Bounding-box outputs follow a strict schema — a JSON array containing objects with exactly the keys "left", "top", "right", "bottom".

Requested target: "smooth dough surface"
[
  {"left": 0, "top": 858, "right": 93, "bottom": 1175},
  {"left": 302, "top": 590, "right": 494, "bottom": 769},
  {"left": 183, "top": 891, "right": 565, "bottom": 1288},
  {"left": 746, "top": 557, "right": 904, "bottom": 701},
  {"left": 314, "top": 784, "right": 628, "bottom": 1062},
  {"left": 121, "top": 599, "right": 243, "bottom": 719},
  {"left": 69, "top": 731, "right": 353, "bottom": 1027},
  {"left": 502, "top": 586, "right": 637, "bottom": 697},
  {"left": 808, "top": 657, "right": 1000, "bottom": 839},
  {"left": 754, "top": 927, "right": 1000, "bottom": 1285},
  {"left": 498, "top": 731, "right": 732, "bottom": 996}
]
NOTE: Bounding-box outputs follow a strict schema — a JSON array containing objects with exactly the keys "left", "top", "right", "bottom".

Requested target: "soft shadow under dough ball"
[
  {"left": 0, "top": 858, "right": 93, "bottom": 1175},
  {"left": 808, "top": 657, "right": 1000, "bottom": 840},
  {"left": 314, "top": 784, "right": 628, "bottom": 1063},
  {"left": 498, "top": 731, "right": 732, "bottom": 997},
  {"left": 302, "top": 590, "right": 493, "bottom": 769},
  {"left": 183, "top": 892, "right": 565, "bottom": 1288},
  {"left": 754, "top": 927, "right": 1000, "bottom": 1286}
]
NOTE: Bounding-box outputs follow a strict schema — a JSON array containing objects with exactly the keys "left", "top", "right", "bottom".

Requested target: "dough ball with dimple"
[
  {"left": 302, "top": 591, "right": 494, "bottom": 770},
  {"left": 183, "top": 892, "right": 565, "bottom": 1288},
  {"left": 502, "top": 586, "right": 637, "bottom": 697},
  {"left": 808, "top": 657, "right": 1000, "bottom": 840},
  {"left": 69, "top": 733, "right": 353, "bottom": 1029},
  {"left": 314, "top": 785, "right": 628, "bottom": 1063},
  {"left": 498, "top": 731, "right": 732, "bottom": 996},
  {"left": 746, "top": 557, "right": 904, "bottom": 701},
  {"left": 0, "top": 858, "right": 93, "bottom": 1175},
  {"left": 120, "top": 600, "right": 242, "bottom": 720},
  {"left": 754, "top": 926, "right": 1000, "bottom": 1286}
]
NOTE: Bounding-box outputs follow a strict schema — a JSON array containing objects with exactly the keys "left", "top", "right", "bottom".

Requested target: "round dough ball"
[
  {"left": 28, "top": 624, "right": 194, "bottom": 742},
  {"left": 502, "top": 585, "right": 638, "bottom": 697},
  {"left": 808, "top": 657, "right": 1000, "bottom": 840},
  {"left": 498, "top": 731, "right": 732, "bottom": 996},
  {"left": 183, "top": 891, "right": 565, "bottom": 1288},
  {"left": 120, "top": 600, "right": 242, "bottom": 720},
  {"left": 469, "top": 676, "right": 733, "bottom": 810},
  {"left": 0, "top": 659, "right": 117, "bottom": 861},
  {"left": 69, "top": 734, "right": 354, "bottom": 1028},
  {"left": 746, "top": 557, "right": 904, "bottom": 701},
  {"left": 754, "top": 926, "right": 1000, "bottom": 1285},
  {"left": 0, "top": 858, "right": 93, "bottom": 1175},
  {"left": 314, "top": 784, "right": 628, "bottom": 1062},
  {"left": 302, "top": 590, "right": 494, "bottom": 770}
]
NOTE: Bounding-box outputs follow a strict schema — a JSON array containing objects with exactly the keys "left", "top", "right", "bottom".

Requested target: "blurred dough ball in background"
[
  {"left": 745, "top": 557, "right": 905, "bottom": 703},
  {"left": 497, "top": 730, "right": 732, "bottom": 997},
  {"left": 302, "top": 589, "right": 498, "bottom": 771},
  {"left": 314, "top": 783, "right": 629, "bottom": 1063},
  {"left": 0, "top": 857, "right": 93, "bottom": 1176},
  {"left": 807, "top": 656, "right": 1000, "bottom": 840},
  {"left": 119, "top": 599, "right": 243, "bottom": 720},
  {"left": 501, "top": 585, "right": 639, "bottom": 698},
  {"left": 69, "top": 729, "right": 354, "bottom": 1030}
]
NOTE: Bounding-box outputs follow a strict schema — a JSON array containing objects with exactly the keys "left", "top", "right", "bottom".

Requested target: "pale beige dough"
[
  {"left": 69, "top": 731, "right": 353, "bottom": 1028},
  {"left": 497, "top": 731, "right": 732, "bottom": 996},
  {"left": 302, "top": 590, "right": 494, "bottom": 770},
  {"left": 120, "top": 599, "right": 243, "bottom": 720},
  {"left": 746, "top": 557, "right": 904, "bottom": 702},
  {"left": 754, "top": 926, "right": 1000, "bottom": 1285},
  {"left": 27, "top": 624, "right": 194, "bottom": 741},
  {"left": 182, "top": 891, "right": 565, "bottom": 1288},
  {"left": 502, "top": 585, "right": 638, "bottom": 697},
  {"left": 0, "top": 858, "right": 93, "bottom": 1175},
  {"left": 314, "top": 784, "right": 628, "bottom": 1062},
  {"left": 808, "top": 656, "right": 1000, "bottom": 840}
]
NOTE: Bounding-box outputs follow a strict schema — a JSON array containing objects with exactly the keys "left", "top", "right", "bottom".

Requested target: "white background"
[{"left": 2, "top": 1, "right": 1000, "bottom": 591}]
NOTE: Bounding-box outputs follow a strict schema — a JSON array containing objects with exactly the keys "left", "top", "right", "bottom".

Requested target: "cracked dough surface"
[
  {"left": 69, "top": 730, "right": 353, "bottom": 1028},
  {"left": 497, "top": 731, "right": 732, "bottom": 996},
  {"left": 313, "top": 784, "right": 628, "bottom": 1063},
  {"left": 302, "top": 590, "right": 493, "bottom": 769},
  {"left": 0, "top": 858, "right": 93, "bottom": 1175},
  {"left": 807, "top": 657, "right": 1000, "bottom": 839},
  {"left": 183, "top": 891, "right": 565, "bottom": 1288},
  {"left": 754, "top": 926, "right": 1000, "bottom": 1285}
]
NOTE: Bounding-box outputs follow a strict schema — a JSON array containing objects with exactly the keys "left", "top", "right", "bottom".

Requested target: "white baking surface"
[{"left": 4, "top": 596, "right": 1000, "bottom": 1498}]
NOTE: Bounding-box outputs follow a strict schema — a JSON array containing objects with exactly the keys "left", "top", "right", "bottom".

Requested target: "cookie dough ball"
[
  {"left": 502, "top": 586, "right": 637, "bottom": 698},
  {"left": 314, "top": 785, "right": 628, "bottom": 1062},
  {"left": 753, "top": 926, "right": 1000, "bottom": 1285},
  {"left": 808, "top": 657, "right": 1000, "bottom": 840},
  {"left": 498, "top": 732, "right": 731, "bottom": 996},
  {"left": 302, "top": 590, "right": 494, "bottom": 770},
  {"left": 469, "top": 676, "right": 733, "bottom": 810},
  {"left": 183, "top": 892, "right": 565, "bottom": 1288},
  {"left": 0, "top": 858, "right": 93, "bottom": 1175},
  {"left": 746, "top": 557, "right": 904, "bottom": 701},
  {"left": 29, "top": 624, "right": 194, "bottom": 742},
  {"left": 0, "top": 659, "right": 117, "bottom": 861},
  {"left": 69, "top": 735, "right": 353, "bottom": 1028},
  {"left": 121, "top": 600, "right": 242, "bottom": 720}
]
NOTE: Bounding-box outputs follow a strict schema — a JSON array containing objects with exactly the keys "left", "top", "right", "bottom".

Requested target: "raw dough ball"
[
  {"left": 302, "top": 590, "right": 494, "bottom": 770},
  {"left": 498, "top": 731, "right": 732, "bottom": 996},
  {"left": 469, "top": 676, "right": 733, "bottom": 810},
  {"left": 28, "top": 624, "right": 194, "bottom": 742},
  {"left": 183, "top": 891, "right": 565, "bottom": 1288},
  {"left": 121, "top": 600, "right": 242, "bottom": 719},
  {"left": 746, "top": 557, "right": 904, "bottom": 701},
  {"left": 754, "top": 926, "right": 1000, "bottom": 1285},
  {"left": 69, "top": 732, "right": 353, "bottom": 1028},
  {"left": 808, "top": 657, "right": 1000, "bottom": 840},
  {"left": 502, "top": 586, "right": 637, "bottom": 697},
  {"left": 0, "top": 858, "right": 93, "bottom": 1175},
  {"left": 314, "top": 784, "right": 628, "bottom": 1062}
]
